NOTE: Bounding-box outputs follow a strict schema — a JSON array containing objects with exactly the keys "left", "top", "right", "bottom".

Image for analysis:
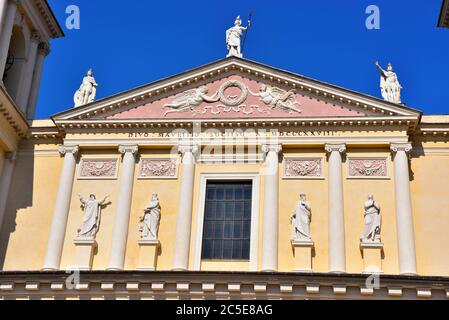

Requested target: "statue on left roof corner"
[
  {"left": 226, "top": 15, "right": 249, "bottom": 58},
  {"left": 74, "top": 68, "right": 98, "bottom": 107}
]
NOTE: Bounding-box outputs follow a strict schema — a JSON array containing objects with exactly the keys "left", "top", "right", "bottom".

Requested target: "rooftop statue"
[
  {"left": 226, "top": 15, "right": 249, "bottom": 58},
  {"left": 74, "top": 68, "right": 98, "bottom": 107},
  {"left": 375, "top": 61, "right": 402, "bottom": 104}
]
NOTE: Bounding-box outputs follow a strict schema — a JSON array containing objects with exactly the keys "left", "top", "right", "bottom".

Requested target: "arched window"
[{"left": 3, "top": 26, "right": 26, "bottom": 100}]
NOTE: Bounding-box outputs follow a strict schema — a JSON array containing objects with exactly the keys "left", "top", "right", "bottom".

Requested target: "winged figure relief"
[
  {"left": 163, "top": 86, "right": 219, "bottom": 115},
  {"left": 250, "top": 84, "right": 301, "bottom": 114}
]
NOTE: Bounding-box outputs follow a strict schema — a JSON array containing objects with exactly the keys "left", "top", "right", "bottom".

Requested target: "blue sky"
[{"left": 37, "top": 0, "right": 449, "bottom": 118}]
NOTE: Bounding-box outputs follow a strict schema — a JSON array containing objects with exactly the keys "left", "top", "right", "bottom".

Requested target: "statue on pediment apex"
[{"left": 226, "top": 15, "right": 249, "bottom": 58}]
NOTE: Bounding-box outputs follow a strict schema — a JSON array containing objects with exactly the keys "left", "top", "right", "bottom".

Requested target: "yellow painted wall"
[
  {"left": 343, "top": 149, "right": 398, "bottom": 274},
  {"left": 0, "top": 142, "right": 62, "bottom": 270},
  {"left": 2, "top": 136, "right": 449, "bottom": 277},
  {"left": 279, "top": 148, "right": 328, "bottom": 273},
  {"left": 410, "top": 139, "right": 449, "bottom": 276}
]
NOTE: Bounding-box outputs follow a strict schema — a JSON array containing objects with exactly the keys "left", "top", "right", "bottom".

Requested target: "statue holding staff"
[
  {"left": 360, "top": 194, "right": 382, "bottom": 243},
  {"left": 375, "top": 61, "right": 402, "bottom": 104},
  {"left": 139, "top": 193, "right": 161, "bottom": 241}
]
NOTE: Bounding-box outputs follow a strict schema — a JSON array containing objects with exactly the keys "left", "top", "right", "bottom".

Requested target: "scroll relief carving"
[
  {"left": 139, "top": 159, "right": 178, "bottom": 179},
  {"left": 163, "top": 80, "right": 301, "bottom": 116},
  {"left": 283, "top": 158, "right": 323, "bottom": 179},
  {"left": 79, "top": 159, "right": 118, "bottom": 179},
  {"left": 348, "top": 158, "right": 388, "bottom": 178}
]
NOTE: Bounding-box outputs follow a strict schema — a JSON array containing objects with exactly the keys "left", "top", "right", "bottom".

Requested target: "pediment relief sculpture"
[{"left": 163, "top": 80, "right": 301, "bottom": 116}]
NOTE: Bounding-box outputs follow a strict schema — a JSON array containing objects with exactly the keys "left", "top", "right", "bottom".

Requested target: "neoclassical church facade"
[{"left": 0, "top": 2, "right": 449, "bottom": 300}]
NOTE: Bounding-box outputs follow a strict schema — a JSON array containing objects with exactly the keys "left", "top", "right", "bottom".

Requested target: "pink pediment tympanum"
[{"left": 108, "top": 75, "right": 368, "bottom": 120}]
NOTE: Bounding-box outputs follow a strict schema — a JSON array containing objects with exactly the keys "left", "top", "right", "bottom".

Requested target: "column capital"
[
  {"left": 325, "top": 144, "right": 346, "bottom": 154},
  {"left": 390, "top": 143, "right": 412, "bottom": 154},
  {"left": 38, "top": 42, "right": 50, "bottom": 56},
  {"left": 178, "top": 144, "right": 199, "bottom": 155},
  {"left": 30, "top": 31, "right": 41, "bottom": 44},
  {"left": 118, "top": 145, "right": 139, "bottom": 155},
  {"left": 58, "top": 145, "right": 79, "bottom": 156},
  {"left": 4, "top": 151, "right": 17, "bottom": 162},
  {"left": 261, "top": 144, "right": 282, "bottom": 154}
]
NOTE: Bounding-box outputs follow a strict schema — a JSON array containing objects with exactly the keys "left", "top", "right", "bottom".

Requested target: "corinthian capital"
[
  {"left": 325, "top": 144, "right": 346, "bottom": 154},
  {"left": 390, "top": 143, "right": 413, "bottom": 154},
  {"left": 58, "top": 145, "right": 79, "bottom": 156},
  {"left": 118, "top": 145, "right": 139, "bottom": 155}
]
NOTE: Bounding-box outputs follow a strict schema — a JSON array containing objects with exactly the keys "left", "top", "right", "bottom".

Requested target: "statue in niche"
[
  {"left": 291, "top": 193, "right": 312, "bottom": 241},
  {"left": 226, "top": 15, "right": 249, "bottom": 58},
  {"left": 77, "top": 193, "right": 109, "bottom": 239},
  {"left": 250, "top": 84, "right": 301, "bottom": 114},
  {"left": 375, "top": 61, "right": 402, "bottom": 104},
  {"left": 74, "top": 68, "right": 98, "bottom": 107},
  {"left": 139, "top": 193, "right": 161, "bottom": 241},
  {"left": 360, "top": 194, "right": 382, "bottom": 243}
]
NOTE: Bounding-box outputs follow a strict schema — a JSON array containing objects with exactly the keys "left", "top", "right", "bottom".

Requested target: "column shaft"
[
  {"left": 26, "top": 43, "right": 49, "bottom": 119},
  {"left": 172, "top": 145, "right": 197, "bottom": 271},
  {"left": 391, "top": 143, "right": 417, "bottom": 275},
  {"left": 0, "top": 0, "right": 17, "bottom": 78},
  {"left": 325, "top": 144, "right": 346, "bottom": 273},
  {"left": 0, "top": 151, "right": 15, "bottom": 234},
  {"left": 107, "top": 145, "right": 138, "bottom": 270},
  {"left": 16, "top": 32, "right": 40, "bottom": 113},
  {"left": 261, "top": 144, "right": 281, "bottom": 272},
  {"left": 0, "top": 0, "right": 8, "bottom": 36},
  {"left": 43, "top": 146, "right": 79, "bottom": 270}
]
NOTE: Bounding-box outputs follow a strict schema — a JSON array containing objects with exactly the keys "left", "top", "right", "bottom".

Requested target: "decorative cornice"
[
  {"left": 390, "top": 143, "right": 413, "bottom": 154},
  {"left": 0, "top": 271, "right": 448, "bottom": 300},
  {"left": 325, "top": 144, "right": 347, "bottom": 154},
  {"left": 30, "top": 0, "right": 64, "bottom": 38},
  {"left": 118, "top": 145, "right": 139, "bottom": 155},
  {"left": 58, "top": 145, "right": 79, "bottom": 156}
]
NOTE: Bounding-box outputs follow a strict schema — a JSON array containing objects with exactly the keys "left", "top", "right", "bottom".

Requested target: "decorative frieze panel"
[
  {"left": 138, "top": 159, "right": 178, "bottom": 179},
  {"left": 78, "top": 159, "right": 118, "bottom": 180},
  {"left": 282, "top": 158, "right": 324, "bottom": 179},
  {"left": 347, "top": 158, "right": 389, "bottom": 179}
]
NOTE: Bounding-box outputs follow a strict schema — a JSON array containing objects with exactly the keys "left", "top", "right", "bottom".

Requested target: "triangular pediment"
[{"left": 53, "top": 57, "right": 421, "bottom": 123}]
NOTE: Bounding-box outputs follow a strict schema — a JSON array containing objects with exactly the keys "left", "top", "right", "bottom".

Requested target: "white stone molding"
[
  {"left": 138, "top": 158, "right": 179, "bottom": 179},
  {"left": 172, "top": 144, "right": 198, "bottom": 270},
  {"left": 347, "top": 157, "right": 389, "bottom": 179},
  {"left": 192, "top": 172, "right": 260, "bottom": 271},
  {"left": 282, "top": 157, "right": 324, "bottom": 179},
  {"left": 78, "top": 158, "right": 119, "bottom": 180},
  {"left": 43, "top": 145, "right": 80, "bottom": 270},
  {"left": 390, "top": 142, "right": 417, "bottom": 275},
  {"left": 107, "top": 145, "right": 139, "bottom": 270},
  {"left": 261, "top": 144, "right": 282, "bottom": 271},
  {"left": 325, "top": 143, "right": 346, "bottom": 273}
]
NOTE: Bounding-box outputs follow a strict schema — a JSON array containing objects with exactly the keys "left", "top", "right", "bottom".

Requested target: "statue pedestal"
[
  {"left": 137, "top": 240, "right": 160, "bottom": 271},
  {"left": 360, "top": 242, "right": 384, "bottom": 273},
  {"left": 291, "top": 240, "right": 314, "bottom": 272},
  {"left": 73, "top": 238, "right": 97, "bottom": 271}
]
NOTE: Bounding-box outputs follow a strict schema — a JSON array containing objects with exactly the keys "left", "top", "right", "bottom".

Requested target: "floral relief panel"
[
  {"left": 79, "top": 159, "right": 119, "bottom": 179},
  {"left": 139, "top": 159, "right": 178, "bottom": 179},
  {"left": 283, "top": 158, "right": 323, "bottom": 179},
  {"left": 347, "top": 158, "right": 389, "bottom": 178}
]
